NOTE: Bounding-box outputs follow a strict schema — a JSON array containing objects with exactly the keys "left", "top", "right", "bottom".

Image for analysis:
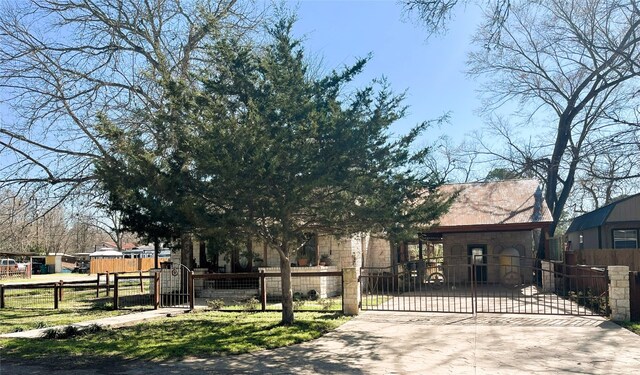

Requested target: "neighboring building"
[
  {"left": 567, "top": 193, "right": 640, "bottom": 250},
  {"left": 416, "top": 179, "right": 553, "bottom": 284}
]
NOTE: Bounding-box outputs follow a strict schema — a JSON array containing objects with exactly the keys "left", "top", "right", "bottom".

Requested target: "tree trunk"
[
  {"left": 279, "top": 244, "right": 294, "bottom": 325},
  {"left": 181, "top": 231, "right": 194, "bottom": 269}
]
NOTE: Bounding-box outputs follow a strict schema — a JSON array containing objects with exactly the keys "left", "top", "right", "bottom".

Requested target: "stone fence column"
[
  {"left": 541, "top": 260, "right": 555, "bottom": 292},
  {"left": 608, "top": 265, "right": 630, "bottom": 321},
  {"left": 343, "top": 267, "right": 360, "bottom": 316}
]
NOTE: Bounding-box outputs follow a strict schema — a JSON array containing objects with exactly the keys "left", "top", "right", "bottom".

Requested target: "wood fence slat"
[
  {"left": 574, "top": 249, "right": 640, "bottom": 271},
  {"left": 89, "top": 258, "right": 170, "bottom": 274}
]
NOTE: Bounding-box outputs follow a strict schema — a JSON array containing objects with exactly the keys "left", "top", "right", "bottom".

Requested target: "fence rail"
[
  {"left": 194, "top": 271, "right": 343, "bottom": 312},
  {"left": 0, "top": 278, "right": 109, "bottom": 310},
  {"left": 0, "top": 273, "right": 149, "bottom": 310},
  {"left": 1, "top": 270, "right": 345, "bottom": 313}
]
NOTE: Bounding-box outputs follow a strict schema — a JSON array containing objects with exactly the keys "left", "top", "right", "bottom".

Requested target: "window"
[{"left": 613, "top": 229, "right": 638, "bottom": 249}]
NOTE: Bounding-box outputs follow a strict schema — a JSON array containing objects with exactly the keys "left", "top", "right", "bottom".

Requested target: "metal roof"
[
  {"left": 430, "top": 179, "right": 553, "bottom": 231},
  {"left": 566, "top": 193, "right": 640, "bottom": 233}
]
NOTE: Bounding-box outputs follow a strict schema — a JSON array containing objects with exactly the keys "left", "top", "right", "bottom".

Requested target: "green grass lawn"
[
  {"left": 620, "top": 321, "right": 640, "bottom": 335},
  {"left": 0, "top": 311, "right": 349, "bottom": 362},
  {"left": 0, "top": 308, "right": 130, "bottom": 334}
]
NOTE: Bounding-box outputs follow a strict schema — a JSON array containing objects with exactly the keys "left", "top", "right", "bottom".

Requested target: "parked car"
[{"left": 1, "top": 258, "right": 19, "bottom": 273}]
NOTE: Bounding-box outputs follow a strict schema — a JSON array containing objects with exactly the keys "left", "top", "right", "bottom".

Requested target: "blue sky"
[{"left": 289, "top": 0, "right": 486, "bottom": 142}]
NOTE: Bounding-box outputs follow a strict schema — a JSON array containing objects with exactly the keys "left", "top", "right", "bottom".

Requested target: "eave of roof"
[
  {"left": 567, "top": 192, "right": 640, "bottom": 233},
  {"left": 426, "top": 221, "right": 552, "bottom": 234}
]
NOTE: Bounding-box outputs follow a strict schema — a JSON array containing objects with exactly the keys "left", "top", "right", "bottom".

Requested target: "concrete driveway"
[{"left": 2, "top": 311, "right": 640, "bottom": 374}]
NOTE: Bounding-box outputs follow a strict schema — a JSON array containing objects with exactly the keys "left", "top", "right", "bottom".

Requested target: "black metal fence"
[
  {"left": 361, "top": 255, "right": 609, "bottom": 316},
  {"left": 194, "top": 271, "right": 343, "bottom": 312}
]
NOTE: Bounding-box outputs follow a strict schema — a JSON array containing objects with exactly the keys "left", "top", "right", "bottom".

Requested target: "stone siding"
[
  {"left": 608, "top": 265, "right": 630, "bottom": 321},
  {"left": 443, "top": 230, "right": 536, "bottom": 284},
  {"left": 343, "top": 267, "right": 360, "bottom": 315}
]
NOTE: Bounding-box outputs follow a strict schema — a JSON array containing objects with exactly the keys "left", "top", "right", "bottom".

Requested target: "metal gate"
[
  {"left": 360, "top": 255, "right": 609, "bottom": 316},
  {"left": 158, "top": 262, "right": 192, "bottom": 308}
]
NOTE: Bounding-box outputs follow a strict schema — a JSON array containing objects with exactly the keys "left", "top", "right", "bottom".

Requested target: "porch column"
[
  {"left": 343, "top": 267, "right": 360, "bottom": 316},
  {"left": 608, "top": 265, "right": 630, "bottom": 321}
]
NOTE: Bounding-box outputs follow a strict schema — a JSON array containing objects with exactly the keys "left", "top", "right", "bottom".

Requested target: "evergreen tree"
[{"left": 96, "top": 17, "right": 451, "bottom": 324}]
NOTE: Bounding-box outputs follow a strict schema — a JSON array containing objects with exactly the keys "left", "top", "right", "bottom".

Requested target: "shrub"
[
  {"left": 293, "top": 299, "right": 306, "bottom": 310},
  {"left": 83, "top": 324, "right": 103, "bottom": 334},
  {"left": 42, "top": 324, "right": 102, "bottom": 339},
  {"left": 318, "top": 298, "right": 334, "bottom": 311},
  {"left": 293, "top": 292, "right": 305, "bottom": 301},
  {"left": 207, "top": 299, "right": 225, "bottom": 310},
  {"left": 43, "top": 328, "right": 64, "bottom": 339},
  {"left": 243, "top": 297, "right": 260, "bottom": 311}
]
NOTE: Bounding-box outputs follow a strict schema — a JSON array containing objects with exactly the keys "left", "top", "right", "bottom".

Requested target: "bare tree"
[
  {"left": 0, "top": 0, "right": 259, "bottom": 214},
  {"left": 467, "top": 0, "right": 640, "bottom": 247},
  {"left": 424, "top": 135, "right": 483, "bottom": 183},
  {"left": 402, "top": 0, "right": 511, "bottom": 44},
  {"left": 77, "top": 208, "right": 138, "bottom": 251}
]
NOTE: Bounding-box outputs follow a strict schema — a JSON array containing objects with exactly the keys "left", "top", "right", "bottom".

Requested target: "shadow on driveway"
[{"left": 2, "top": 311, "right": 639, "bottom": 374}]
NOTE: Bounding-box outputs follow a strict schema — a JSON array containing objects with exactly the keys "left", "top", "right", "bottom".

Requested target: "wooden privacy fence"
[
  {"left": 90, "top": 257, "right": 170, "bottom": 274},
  {"left": 631, "top": 271, "right": 640, "bottom": 321},
  {"left": 574, "top": 249, "right": 640, "bottom": 271}
]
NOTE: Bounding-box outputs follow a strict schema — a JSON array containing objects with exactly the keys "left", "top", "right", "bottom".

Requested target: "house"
[
  {"left": 566, "top": 193, "right": 640, "bottom": 250},
  {"left": 176, "top": 179, "right": 552, "bottom": 290},
  {"left": 413, "top": 179, "right": 553, "bottom": 284}
]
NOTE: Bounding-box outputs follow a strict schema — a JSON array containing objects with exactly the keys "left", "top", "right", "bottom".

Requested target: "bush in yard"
[
  {"left": 243, "top": 297, "right": 260, "bottom": 311},
  {"left": 207, "top": 299, "right": 225, "bottom": 310},
  {"left": 318, "top": 299, "right": 334, "bottom": 311}
]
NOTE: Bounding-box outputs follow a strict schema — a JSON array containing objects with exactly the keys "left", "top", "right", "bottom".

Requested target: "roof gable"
[
  {"left": 567, "top": 193, "right": 640, "bottom": 233},
  {"left": 432, "top": 179, "right": 553, "bottom": 231}
]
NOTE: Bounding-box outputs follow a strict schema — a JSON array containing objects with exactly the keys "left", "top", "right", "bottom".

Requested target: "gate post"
[
  {"left": 105, "top": 271, "right": 110, "bottom": 297},
  {"left": 343, "top": 267, "right": 360, "bottom": 316},
  {"left": 59, "top": 280, "right": 64, "bottom": 302},
  {"left": 608, "top": 265, "right": 630, "bottom": 321},
  {"left": 54, "top": 283, "right": 59, "bottom": 309},
  {"left": 541, "top": 260, "right": 555, "bottom": 292},
  {"left": 113, "top": 273, "right": 119, "bottom": 310},
  {"left": 189, "top": 271, "right": 195, "bottom": 310},
  {"left": 153, "top": 272, "right": 160, "bottom": 310},
  {"left": 96, "top": 274, "right": 100, "bottom": 297},
  {"left": 260, "top": 270, "right": 267, "bottom": 311}
]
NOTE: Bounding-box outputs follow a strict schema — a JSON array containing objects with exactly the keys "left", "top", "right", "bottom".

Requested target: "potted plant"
[
  {"left": 297, "top": 254, "right": 309, "bottom": 267},
  {"left": 319, "top": 254, "right": 332, "bottom": 266}
]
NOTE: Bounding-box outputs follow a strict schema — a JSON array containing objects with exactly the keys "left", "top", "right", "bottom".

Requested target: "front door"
[{"left": 468, "top": 245, "right": 487, "bottom": 283}]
